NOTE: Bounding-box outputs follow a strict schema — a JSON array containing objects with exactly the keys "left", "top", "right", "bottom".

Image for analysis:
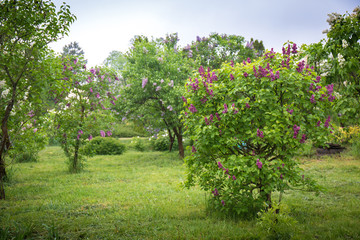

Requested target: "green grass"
[{"left": 1, "top": 147, "right": 360, "bottom": 239}]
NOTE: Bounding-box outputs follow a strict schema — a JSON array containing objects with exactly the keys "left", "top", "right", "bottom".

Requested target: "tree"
[
  {"left": 62, "top": 41, "right": 85, "bottom": 60},
  {"left": 183, "top": 44, "right": 333, "bottom": 217},
  {"left": 304, "top": 6, "right": 360, "bottom": 126},
  {"left": 103, "top": 50, "right": 127, "bottom": 85},
  {"left": 182, "top": 33, "right": 256, "bottom": 70},
  {"left": 53, "top": 57, "right": 120, "bottom": 172},
  {"left": 0, "top": 0, "right": 76, "bottom": 199},
  {"left": 119, "top": 33, "right": 193, "bottom": 158}
]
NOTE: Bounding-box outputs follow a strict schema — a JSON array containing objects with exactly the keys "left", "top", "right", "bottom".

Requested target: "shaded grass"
[{"left": 0, "top": 147, "right": 360, "bottom": 239}]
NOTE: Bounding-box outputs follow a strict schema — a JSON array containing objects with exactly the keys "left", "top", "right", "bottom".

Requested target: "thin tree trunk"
[
  {"left": 173, "top": 126, "right": 184, "bottom": 159},
  {"left": 0, "top": 155, "right": 6, "bottom": 199},
  {"left": 167, "top": 128, "right": 175, "bottom": 152}
]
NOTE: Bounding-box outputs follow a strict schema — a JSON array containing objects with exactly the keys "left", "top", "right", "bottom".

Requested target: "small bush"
[
  {"left": 151, "top": 135, "right": 171, "bottom": 151},
  {"left": 84, "top": 137, "right": 126, "bottom": 155},
  {"left": 13, "top": 152, "right": 38, "bottom": 163},
  {"left": 256, "top": 203, "right": 300, "bottom": 240},
  {"left": 130, "top": 137, "right": 146, "bottom": 152}
]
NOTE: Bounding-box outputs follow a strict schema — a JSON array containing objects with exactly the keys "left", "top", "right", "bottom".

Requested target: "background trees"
[
  {"left": 0, "top": 0, "right": 76, "bottom": 199},
  {"left": 305, "top": 7, "right": 360, "bottom": 126}
]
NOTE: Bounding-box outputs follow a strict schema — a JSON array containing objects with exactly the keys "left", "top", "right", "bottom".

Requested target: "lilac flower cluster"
[
  {"left": 141, "top": 78, "right": 148, "bottom": 88},
  {"left": 188, "top": 104, "right": 197, "bottom": 113},
  {"left": 293, "top": 124, "right": 301, "bottom": 139},
  {"left": 296, "top": 60, "right": 306, "bottom": 73},
  {"left": 256, "top": 159, "right": 263, "bottom": 169},
  {"left": 257, "top": 129, "right": 264, "bottom": 138},
  {"left": 264, "top": 48, "right": 276, "bottom": 59},
  {"left": 222, "top": 103, "right": 228, "bottom": 114},
  {"left": 253, "top": 65, "right": 280, "bottom": 81},
  {"left": 300, "top": 134, "right": 307, "bottom": 143},
  {"left": 324, "top": 116, "right": 331, "bottom": 128}
]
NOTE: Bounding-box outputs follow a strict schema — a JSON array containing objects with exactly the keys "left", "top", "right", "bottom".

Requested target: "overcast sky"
[{"left": 49, "top": 0, "right": 359, "bottom": 67}]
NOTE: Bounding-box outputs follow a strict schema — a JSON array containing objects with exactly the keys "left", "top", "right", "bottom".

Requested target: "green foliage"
[
  {"left": 183, "top": 44, "right": 333, "bottom": 216},
  {"left": 256, "top": 203, "right": 299, "bottom": 240},
  {"left": 52, "top": 58, "right": 120, "bottom": 172},
  {"left": 150, "top": 134, "right": 171, "bottom": 151},
  {"left": 130, "top": 137, "right": 146, "bottom": 152},
  {"left": 119, "top": 33, "right": 192, "bottom": 157},
  {"left": 0, "top": 0, "right": 76, "bottom": 198},
  {"left": 9, "top": 124, "right": 48, "bottom": 163},
  {"left": 183, "top": 33, "right": 256, "bottom": 70},
  {"left": 84, "top": 137, "right": 126, "bottom": 155},
  {"left": 304, "top": 7, "right": 360, "bottom": 126}
]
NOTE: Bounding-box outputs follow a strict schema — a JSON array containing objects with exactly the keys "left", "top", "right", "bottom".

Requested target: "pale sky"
[{"left": 49, "top": 0, "right": 359, "bottom": 67}]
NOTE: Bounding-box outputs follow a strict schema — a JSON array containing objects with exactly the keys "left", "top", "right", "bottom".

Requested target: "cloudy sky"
[{"left": 50, "top": 0, "right": 359, "bottom": 67}]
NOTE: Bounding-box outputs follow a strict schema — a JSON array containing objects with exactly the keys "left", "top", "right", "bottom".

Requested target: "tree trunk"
[
  {"left": 173, "top": 126, "right": 184, "bottom": 159},
  {"left": 0, "top": 155, "right": 6, "bottom": 200},
  {"left": 167, "top": 128, "right": 175, "bottom": 152}
]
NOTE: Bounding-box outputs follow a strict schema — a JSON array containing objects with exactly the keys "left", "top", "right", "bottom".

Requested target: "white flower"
[
  {"left": 1, "top": 88, "right": 10, "bottom": 98},
  {"left": 337, "top": 53, "right": 345, "bottom": 66},
  {"left": 342, "top": 39, "right": 349, "bottom": 48},
  {"left": 0, "top": 80, "right": 5, "bottom": 88},
  {"left": 168, "top": 80, "right": 174, "bottom": 87}
]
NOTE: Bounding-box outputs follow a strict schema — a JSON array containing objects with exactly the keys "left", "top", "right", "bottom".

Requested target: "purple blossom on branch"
[
  {"left": 100, "top": 130, "right": 106, "bottom": 137},
  {"left": 142, "top": 78, "right": 148, "bottom": 88},
  {"left": 256, "top": 159, "right": 263, "bottom": 169},
  {"left": 188, "top": 104, "right": 197, "bottom": 113},
  {"left": 257, "top": 129, "right": 264, "bottom": 138}
]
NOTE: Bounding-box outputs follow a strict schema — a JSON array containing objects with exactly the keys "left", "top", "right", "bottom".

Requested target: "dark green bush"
[{"left": 84, "top": 137, "right": 126, "bottom": 155}]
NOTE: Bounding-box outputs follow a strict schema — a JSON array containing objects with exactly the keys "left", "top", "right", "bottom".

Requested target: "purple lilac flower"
[
  {"left": 77, "top": 134, "right": 80, "bottom": 140},
  {"left": 215, "top": 113, "right": 221, "bottom": 121},
  {"left": 293, "top": 125, "right": 301, "bottom": 138},
  {"left": 324, "top": 116, "right": 331, "bottom": 128},
  {"left": 167, "top": 105, "right": 173, "bottom": 111},
  {"left": 168, "top": 80, "right": 174, "bottom": 87},
  {"left": 300, "top": 134, "right": 306, "bottom": 143},
  {"left": 212, "top": 188, "right": 219, "bottom": 196},
  {"left": 78, "top": 130, "right": 83, "bottom": 135},
  {"left": 232, "top": 175, "right": 236, "bottom": 180},
  {"left": 100, "top": 130, "right": 106, "bottom": 137},
  {"left": 209, "top": 114, "right": 214, "bottom": 122},
  {"left": 314, "top": 76, "right": 321, "bottom": 83},
  {"left": 244, "top": 72, "right": 248, "bottom": 78},
  {"left": 287, "top": 109, "right": 293, "bottom": 114},
  {"left": 256, "top": 159, "right": 263, "bottom": 169},
  {"left": 230, "top": 74, "right": 234, "bottom": 81},
  {"left": 88, "top": 135, "right": 93, "bottom": 141},
  {"left": 90, "top": 87, "right": 93, "bottom": 93},
  {"left": 296, "top": 60, "right": 306, "bottom": 73},
  {"left": 74, "top": 58, "right": 78, "bottom": 64},
  {"left": 33, "top": 128, "right": 38, "bottom": 133},
  {"left": 192, "top": 146, "right": 196, "bottom": 152},
  {"left": 310, "top": 94, "right": 316, "bottom": 103},
  {"left": 188, "top": 104, "right": 197, "bottom": 113},
  {"left": 317, "top": 120, "right": 321, "bottom": 127},
  {"left": 106, "top": 131, "right": 112, "bottom": 137},
  {"left": 204, "top": 117, "right": 209, "bottom": 125},
  {"left": 291, "top": 43, "right": 298, "bottom": 54},
  {"left": 156, "top": 86, "right": 161, "bottom": 91},
  {"left": 247, "top": 57, "right": 251, "bottom": 63},
  {"left": 218, "top": 162, "right": 223, "bottom": 169},
  {"left": 230, "top": 60, "right": 234, "bottom": 67},
  {"left": 246, "top": 103, "right": 250, "bottom": 108},
  {"left": 142, "top": 78, "right": 148, "bottom": 88},
  {"left": 221, "top": 200, "right": 225, "bottom": 206},
  {"left": 257, "top": 129, "right": 264, "bottom": 138},
  {"left": 222, "top": 104, "right": 228, "bottom": 114},
  {"left": 181, "top": 96, "right": 187, "bottom": 103}
]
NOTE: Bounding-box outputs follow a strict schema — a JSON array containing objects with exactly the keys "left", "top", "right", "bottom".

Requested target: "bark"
[
  {"left": 167, "top": 128, "right": 175, "bottom": 152},
  {"left": 173, "top": 126, "right": 184, "bottom": 159},
  {"left": 0, "top": 156, "right": 6, "bottom": 199}
]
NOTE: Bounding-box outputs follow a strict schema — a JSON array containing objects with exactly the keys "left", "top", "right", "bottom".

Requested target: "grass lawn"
[{"left": 1, "top": 146, "right": 360, "bottom": 239}]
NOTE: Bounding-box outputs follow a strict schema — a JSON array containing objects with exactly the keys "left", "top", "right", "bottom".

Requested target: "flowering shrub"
[
  {"left": 182, "top": 44, "right": 334, "bottom": 217},
  {"left": 53, "top": 57, "right": 120, "bottom": 172},
  {"left": 83, "top": 137, "right": 126, "bottom": 155}
]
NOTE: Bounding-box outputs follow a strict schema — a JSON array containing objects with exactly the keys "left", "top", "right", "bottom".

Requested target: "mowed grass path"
[{"left": 1, "top": 146, "right": 360, "bottom": 239}]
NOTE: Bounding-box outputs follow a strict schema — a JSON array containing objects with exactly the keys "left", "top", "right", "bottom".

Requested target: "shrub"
[
  {"left": 130, "top": 137, "right": 146, "bottom": 152},
  {"left": 9, "top": 127, "right": 48, "bottom": 163},
  {"left": 84, "top": 137, "right": 126, "bottom": 155},
  {"left": 182, "top": 44, "right": 333, "bottom": 216}
]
